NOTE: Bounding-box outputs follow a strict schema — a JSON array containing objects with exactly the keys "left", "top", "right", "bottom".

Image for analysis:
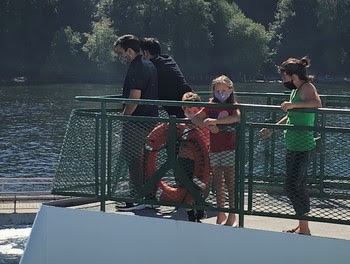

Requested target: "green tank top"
[{"left": 284, "top": 83, "right": 316, "bottom": 151}]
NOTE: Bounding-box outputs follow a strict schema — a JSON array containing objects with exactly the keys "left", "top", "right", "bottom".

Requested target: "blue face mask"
[{"left": 214, "top": 91, "right": 232, "bottom": 102}]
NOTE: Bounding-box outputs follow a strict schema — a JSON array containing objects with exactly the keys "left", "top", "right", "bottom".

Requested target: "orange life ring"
[{"left": 143, "top": 123, "right": 210, "bottom": 203}]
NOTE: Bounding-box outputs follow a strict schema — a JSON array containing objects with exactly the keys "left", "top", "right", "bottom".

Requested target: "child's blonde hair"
[
  {"left": 211, "top": 75, "right": 234, "bottom": 90},
  {"left": 211, "top": 75, "right": 236, "bottom": 103},
  {"left": 182, "top": 92, "right": 201, "bottom": 102}
]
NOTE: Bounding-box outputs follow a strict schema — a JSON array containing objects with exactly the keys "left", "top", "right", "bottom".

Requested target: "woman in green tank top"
[{"left": 260, "top": 56, "right": 322, "bottom": 235}]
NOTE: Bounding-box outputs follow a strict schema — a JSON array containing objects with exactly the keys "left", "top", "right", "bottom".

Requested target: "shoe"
[
  {"left": 145, "top": 204, "right": 160, "bottom": 209},
  {"left": 282, "top": 227, "right": 299, "bottom": 233},
  {"left": 196, "top": 210, "right": 207, "bottom": 221},
  {"left": 115, "top": 202, "right": 146, "bottom": 211},
  {"left": 187, "top": 210, "right": 196, "bottom": 222}
]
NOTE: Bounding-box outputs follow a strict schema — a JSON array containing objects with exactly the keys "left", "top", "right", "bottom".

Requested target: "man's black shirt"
[
  {"left": 122, "top": 55, "right": 158, "bottom": 117},
  {"left": 151, "top": 54, "right": 192, "bottom": 101}
]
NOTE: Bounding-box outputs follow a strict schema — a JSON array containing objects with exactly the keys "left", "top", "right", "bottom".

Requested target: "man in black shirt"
[
  {"left": 113, "top": 35, "right": 158, "bottom": 211},
  {"left": 141, "top": 38, "right": 193, "bottom": 117},
  {"left": 115, "top": 35, "right": 158, "bottom": 117}
]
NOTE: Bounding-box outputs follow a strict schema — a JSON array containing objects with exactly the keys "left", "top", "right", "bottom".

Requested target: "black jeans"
[
  {"left": 285, "top": 150, "right": 313, "bottom": 216},
  {"left": 121, "top": 121, "right": 153, "bottom": 196}
]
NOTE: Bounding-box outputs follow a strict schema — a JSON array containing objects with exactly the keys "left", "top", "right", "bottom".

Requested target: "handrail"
[
  {"left": 75, "top": 95, "right": 350, "bottom": 114},
  {"left": 0, "top": 177, "right": 53, "bottom": 193},
  {"left": 77, "top": 92, "right": 350, "bottom": 101}
]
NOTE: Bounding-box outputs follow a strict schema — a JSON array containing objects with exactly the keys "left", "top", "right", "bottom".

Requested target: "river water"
[
  {"left": 1, "top": 83, "right": 349, "bottom": 188},
  {"left": 0, "top": 84, "right": 117, "bottom": 181}
]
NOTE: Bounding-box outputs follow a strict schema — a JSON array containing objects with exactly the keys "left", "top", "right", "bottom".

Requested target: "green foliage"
[
  {"left": 0, "top": 0, "right": 57, "bottom": 78},
  {"left": 210, "top": 0, "right": 270, "bottom": 78},
  {"left": 82, "top": 18, "right": 117, "bottom": 67},
  {"left": 41, "top": 27, "right": 86, "bottom": 81},
  {"left": 269, "top": 0, "right": 350, "bottom": 75},
  {"left": 55, "top": 0, "right": 98, "bottom": 32},
  {"left": 169, "top": 0, "right": 213, "bottom": 74},
  {"left": 315, "top": 0, "right": 350, "bottom": 73},
  {"left": 0, "top": 0, "right": 349, "bottom": 82},
  {"left": 233, "top": 0, "right": 279, "bottom": 27}
]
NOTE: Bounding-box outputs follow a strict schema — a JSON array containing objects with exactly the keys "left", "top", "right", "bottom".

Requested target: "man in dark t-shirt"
[
  {"left": 116, "top": 37, "right": 158, "bottom": 117},
  {"left": 141, "top": 38, "right": 193, "bottom": 117},
  {"left": 113, "top": 34, "right": 158, "bottom": 211}
]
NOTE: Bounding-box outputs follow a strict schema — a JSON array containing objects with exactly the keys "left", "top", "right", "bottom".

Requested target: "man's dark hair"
[
  {"left": 140, "top": 38, "right": 161, "bottom": 56},
  {"left": 114, "top": 34, "right": 140, "bottom": 53}
]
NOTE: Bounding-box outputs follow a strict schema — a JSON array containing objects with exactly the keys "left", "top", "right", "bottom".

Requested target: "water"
[
  {"left": 1, "top": 83, "right": 349, "bottom": 186},
  {"left": 0, "top": 84, "right": 118, "bottom": 181},
  {"left": 0, "top": 226, "right": 31, "bottom": 264}
]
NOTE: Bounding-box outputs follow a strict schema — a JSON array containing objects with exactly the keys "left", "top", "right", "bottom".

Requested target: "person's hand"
[
  {"left": 281, "top": 101, "right": 294, "bottom": 112},
  {"left": 208, "top": 124, "right": 219, "bottom": 134},
  {"left": 203, "top": 118, "right": 217, "bottom": 126},
  {"left": 259, "top": 128, "right": 273, "bottom": 139},
  {"left": 187, "top": 123, "right": 196, "bottom": 129}
]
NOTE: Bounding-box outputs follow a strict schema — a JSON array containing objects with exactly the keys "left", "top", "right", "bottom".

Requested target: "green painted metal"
[
  {"left": 100, "top": 102, "right": 107, "bottom": 212},
  {"left": 237, "top": 107, "right": 246, "bottom": 227},
  {"left": 52, "top": 92, "right": 350, "bottom": 226},
  {"left": 247, "top": 125, "right": 254, "bottom": 213}
]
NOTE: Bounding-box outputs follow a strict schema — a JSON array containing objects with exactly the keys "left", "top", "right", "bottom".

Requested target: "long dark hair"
[{"left": 279, "top": 56, "right": 314, "bottom": 82}]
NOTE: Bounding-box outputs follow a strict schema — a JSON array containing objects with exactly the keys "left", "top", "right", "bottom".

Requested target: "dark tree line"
[{"left": 1, "top": 0, "right": 349, "bottom": 84}]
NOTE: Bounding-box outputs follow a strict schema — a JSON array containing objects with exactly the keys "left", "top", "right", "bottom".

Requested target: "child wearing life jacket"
[
  {"left": 192, "top": 75, "right": 240, "bottom": 226},
  {"left": 178, "top": 92, "right": 210, "bottom": 222}
]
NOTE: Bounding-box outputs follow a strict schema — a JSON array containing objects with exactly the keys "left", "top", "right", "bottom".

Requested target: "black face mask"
[{"left": 283, "top": 81, "right": 297, "bottom": 90}]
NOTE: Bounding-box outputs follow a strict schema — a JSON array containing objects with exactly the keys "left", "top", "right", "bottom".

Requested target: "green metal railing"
[{"left": 52, "top": 92, "right": 350, "bottom": 226}]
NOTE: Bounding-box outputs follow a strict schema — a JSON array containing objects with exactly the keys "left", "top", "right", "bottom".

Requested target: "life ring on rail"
[{"left": 143, "top": 123, "right": 210, "bottom": 203}]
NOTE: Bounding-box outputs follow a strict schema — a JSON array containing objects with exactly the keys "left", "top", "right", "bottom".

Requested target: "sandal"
[
  {"left": 282, "top": 227, "right": 299, "bottom": 233},
  {"left": 294, "top": 232, "right": 312, "bottom": 236}
]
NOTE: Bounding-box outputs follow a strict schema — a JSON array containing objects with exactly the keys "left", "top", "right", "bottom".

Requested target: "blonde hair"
[
  {"left": 182, "top": 92, "right": 201, "bottom": 102},
  {"left": 211, "top": 75, "right": 234, "bottom": 90},
  {"left": 211, "top": 75, "right": 236, "bottom": 103}
]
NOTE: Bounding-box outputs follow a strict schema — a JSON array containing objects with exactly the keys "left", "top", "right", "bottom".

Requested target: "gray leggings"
[{"left": 285, "top": 150, "right": 313, "bottom": 216}]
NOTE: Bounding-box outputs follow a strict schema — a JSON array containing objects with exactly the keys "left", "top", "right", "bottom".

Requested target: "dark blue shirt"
[
  {"left": 151, "top": 55, "right": 192, "bottom": 101},
  {"left": 122, "top": 55, "right": 158, "bottom": 117}
]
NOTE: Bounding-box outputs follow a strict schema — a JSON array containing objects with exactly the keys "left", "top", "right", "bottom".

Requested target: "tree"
[
  {"left": 233, "top": 0, "right": 279, "bottom": 27},
  {"left": 169, "top": 0, "right": 214, "bottom": 76},
  {"left": 209, "top": 0, "right": 270, "bottom": 80},
  {"left": 41, "top": 27, "right": 87, "bottom": 81},
  {"left": 269, "top": 0, "right": 350, "bottom": 75},
  {"left": 55, "top": 0, "right": 98, "bottom": 32},
  {"left": 0, "top": 0, "right": 57, "bottom": 79},
  {"left": 83, "top": 18, "right": 116, "bottom": 67},
  {"left": 316, "top": 0, "right": 350, "bottom": 74},
  {"left": 269, "top": 0, "right": 321, "bottom": 70}
]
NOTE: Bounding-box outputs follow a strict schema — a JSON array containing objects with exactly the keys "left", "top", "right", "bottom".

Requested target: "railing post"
[
  {"left": 14, "top": 195, "right": 17, "bottom": 213},
  {"left": 319, "top": 111, "right": 326, "bottom": 194},
  {"left": 100, "top": 102, "right": 107, "bottom": 212},
  {"left": 107, "top": 118, "right": 112, "bottom": 197},
  {"left": 247, "top": 125, "right": 254, "bottom": 213},
  {"left": 167, "top": 116, "right": 177, "bottom": 164},
  {"left": 95, "top": 117, "right": 100, "bottom": 199},
  {"left": 238, "top": 107, "right": 246, "bottom": 227}
]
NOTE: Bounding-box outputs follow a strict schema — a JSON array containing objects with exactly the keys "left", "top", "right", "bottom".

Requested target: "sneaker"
[
  {"left": 187, "top": 210, "right": 196, "bottom": 222},
  {"left": 145, "top": 204, "right": 160, "bottom": 209},
  {"left": 196, "top": 210, "right": 207, "bottom": 221},
  {"left": 115, "top": 202, "right": 146, "bottom": 211}
]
